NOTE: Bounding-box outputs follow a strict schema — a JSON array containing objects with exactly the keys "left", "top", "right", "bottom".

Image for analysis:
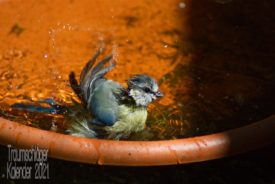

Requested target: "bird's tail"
[{"left": 65, "top": 116, "right": 97, "bottom": 138}]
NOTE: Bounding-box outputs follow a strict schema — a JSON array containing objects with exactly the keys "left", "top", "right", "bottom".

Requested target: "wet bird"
[{"left": 68, "top": 49, "right": 163, "bottom": 139}]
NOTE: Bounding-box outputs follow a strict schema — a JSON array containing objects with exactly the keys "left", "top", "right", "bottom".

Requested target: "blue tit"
[{"left": 68, "top": 49, "right": 163, "bottom": 139}]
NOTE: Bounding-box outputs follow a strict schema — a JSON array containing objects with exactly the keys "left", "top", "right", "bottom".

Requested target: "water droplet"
[
  {"left": 179, "top": 2, "right": 186, "bottom": 9},
  {"left": 51, "top": 123, "right": 57, "bottom": 131}
]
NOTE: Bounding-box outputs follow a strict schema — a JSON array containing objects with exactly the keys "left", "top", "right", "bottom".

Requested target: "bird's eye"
[{"left": 144, "top": 87, "right": 151, "bottom": 93}]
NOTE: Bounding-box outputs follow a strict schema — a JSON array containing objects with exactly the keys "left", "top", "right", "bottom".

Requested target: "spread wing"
[{"left": 69, "top": 49, "right": 116, "bottom": 104}]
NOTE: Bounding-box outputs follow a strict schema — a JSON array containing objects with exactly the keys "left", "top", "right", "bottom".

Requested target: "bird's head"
[{"left": 127, "top": 74, "right": 163, "bottom": 107}]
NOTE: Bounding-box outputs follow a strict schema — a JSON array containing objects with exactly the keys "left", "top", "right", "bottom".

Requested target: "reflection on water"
[{"left": 0, "top": 0, "right": 274, "bottom": 140}]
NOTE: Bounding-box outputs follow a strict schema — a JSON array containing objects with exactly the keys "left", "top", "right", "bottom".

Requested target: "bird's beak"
[{"left": 155, "top": 91, "right": 164, "bottom": 98}]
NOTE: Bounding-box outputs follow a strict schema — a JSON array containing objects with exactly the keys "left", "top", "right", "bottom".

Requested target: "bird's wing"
[
  {"left": 80, "top": 52, "right": 115, "bottom": 102},
  {"left": 88, "top": 80, "right": 123, "bottom": 126},
  {"left": 69, "top": 49, "right": 120, "bottom": 126}
]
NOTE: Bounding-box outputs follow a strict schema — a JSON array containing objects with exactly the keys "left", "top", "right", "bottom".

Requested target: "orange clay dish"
[
  {"left": 0, "top": 115, "right": 274, "bottom": 166},
  {"left": 1, "top": 0, "right": 275, "bottom": 166}
]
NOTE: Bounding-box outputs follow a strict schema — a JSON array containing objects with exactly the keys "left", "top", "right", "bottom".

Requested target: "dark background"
[{"left": 0, "top": 143, "right": 275, "bottom": 184}]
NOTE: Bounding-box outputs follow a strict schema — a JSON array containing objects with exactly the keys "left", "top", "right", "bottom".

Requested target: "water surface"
[{"left": 0, "top": 0, "right": 274, "bottom": 140}]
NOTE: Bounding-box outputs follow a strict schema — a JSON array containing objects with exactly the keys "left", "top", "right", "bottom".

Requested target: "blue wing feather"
[{"left": 88, "top": 80, "right": 122, "bottom": 126}]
